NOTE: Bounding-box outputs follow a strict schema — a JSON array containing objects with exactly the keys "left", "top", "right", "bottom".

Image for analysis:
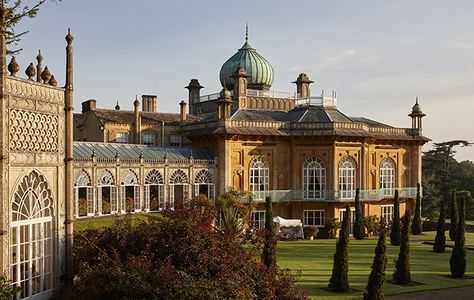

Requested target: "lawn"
[
  {"left": 277, "top": 236, "right": 474, "bottom": 300},
  {"left": 413, "top": 230, "right": 474, "bottom": 247},
  {"left": 74, "top": 213, "right": 163, "bottom": 231}
]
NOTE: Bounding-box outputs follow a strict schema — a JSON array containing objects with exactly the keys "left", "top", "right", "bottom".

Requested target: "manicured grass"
[
  {"left": 277, "top": 238, "right": 474, "bottom": 299},
  {"left": 413, "top": 231, "right": 474, "bottom": 247},
  {"left": 74, "top": 213, "right": 163, "bottom": 232}
]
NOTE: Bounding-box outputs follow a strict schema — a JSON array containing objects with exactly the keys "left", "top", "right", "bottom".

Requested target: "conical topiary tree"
[
  {"left": 262, "top": 196, "right": 276, "bottom": 272},
  {"left": 450, "top": 195, "right": 466, "bottom": 278},
  {"left": 390, "top": 190, "right": 401, "bottom": 246},
  {"left": 364, "top": 219, "right": 387, "bottom": 300},
  {"left": 411, "top": 183, "right": 422, "bottom": 235},
  {"left": 329, "top": 202, "right": 351, "bottom": 292},
  {"left": 433, "top": 196, "right": 446, "bottom": 253},
  {"left": 449, "top": 190, "right": 458, "bottom": 241},
  {"left": 354, "top": 188, "right": 365, "bottom": 240},
  {"left": 393, "top": 210, "right": 411, "bottom": 285}
]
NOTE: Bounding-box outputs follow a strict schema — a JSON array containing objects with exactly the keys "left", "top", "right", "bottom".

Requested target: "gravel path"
[{"left": 387, "top": 285, "right": 474, "bottom": 300}]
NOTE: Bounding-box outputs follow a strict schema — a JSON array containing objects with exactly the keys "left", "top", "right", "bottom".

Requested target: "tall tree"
[
  {"left": 422, "top": 140, "right": 472, "bottom": 219},
  {"left": 0, "top": 0, "right": 59, "bottom": 54},
  {"left": 433, "top": 196, "right": 446, "bottom": 253},
  {"left": 328, "top": 203, "right": 351, "bottom": 292},
  {"left": 411, "top": 183, "right": 422, "bottom": 235},
  {"left": 393, "top": 211, "right": 412, "bottom": 285},
  {"left": 449, "top": 190, "right": 458, "bottom": 241},
  {"left": 450, "top": 193, "right": 466, "bottom": 278},
  {"left": 262, "top": 196, "right": 276, "bottom": 272},
  {"left": 364, "top": 219, "right": 387, "bottom": 300},
  {"left": 353, "top": 188, "right": 365, "bottom": 240},
  {"left": 390, "top": 190, "right": 401, "bottom": 246}
]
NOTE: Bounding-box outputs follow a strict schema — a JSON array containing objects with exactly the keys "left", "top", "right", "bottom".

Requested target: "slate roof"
[
  {"left": 90, "top": 109, "right": 202, "bottom": 126},
  {"left": 73, "top": 141, "right": 214, "bottom": 160}
]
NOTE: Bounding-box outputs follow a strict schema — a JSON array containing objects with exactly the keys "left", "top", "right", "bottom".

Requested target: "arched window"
[
  {"left": 380, "top": 158, "right": 396, "bottom": 196},
  {"left": 11, "top": 171, "right": 53, "bottom": 299},
  {"left": 250, "top": 156, "right": 269, "bottom": 201},
  {"left": 97, "top": 170, "right": 117, "bottom": 215},
  {"left": 74, "top": 170, "right": 93, "bottom": 217},
  {"left": 194, "top": 170, "right": 214, "bottom": 201},
  {"left": 339, "top": 156, "right": 356, "bottom": 199},
  {"left": 302, "top": 157, "right": 325, "bottom": 199},
  {"left": 121, "top": 170, "right": 140, "bottom": 213},
  {"left": 169, "top": 170, "right": 189, "bottom": 207},
  {"left": 145, "top": 170, "right": 164, "bottom": 211}
]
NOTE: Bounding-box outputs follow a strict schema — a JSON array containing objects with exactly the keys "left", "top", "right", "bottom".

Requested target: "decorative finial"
[
  {"left": 91, "top": 149, "right": 96, "bottom": 158},
  {"left": 41, "top": 66, "right": 52, "bottom": 84},
  {"left": 8, "top": 56, "right": 19, "bottom": 76},
  {"left": 49, "top": 75, "right": 57, "bottom": 86},
  {"left": 115, "top": 101, "right": 120, "bottom": 110},
  {"left": 36, "top": 49, "right": 43, "bottom": 63},
  {"left": 416, "top": 96, "right": 419, "bottom": 104},
  {"left": 245, "top": 23, "right": 248, "bottom": 42},
  {"left": 25, "top": 63, "right": 36, "bottom": 80},
  {"left": 65, "top": 28, "right": 74, "bottom": 44}
]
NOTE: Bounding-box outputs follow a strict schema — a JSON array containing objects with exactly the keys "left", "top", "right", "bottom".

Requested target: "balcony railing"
[{"left": 250, "top": 187, "right": 419, "bottom": 203}]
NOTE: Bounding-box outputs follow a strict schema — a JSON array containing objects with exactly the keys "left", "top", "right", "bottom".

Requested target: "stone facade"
[{"left": 0, "top": 31, "right": 73, "bottom": 299}]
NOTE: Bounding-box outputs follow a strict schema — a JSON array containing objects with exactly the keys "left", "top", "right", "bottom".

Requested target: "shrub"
[
  {"left": 328, "top": 203, "right": 350, "bottom": 292},
  {"left": 64, "top": 205, "right": 307, "bottom": 299},
  {"left": 303, "top": 226, "right": 318, "bottom": 240},
  {"left": 393, "top": 211, "right": 411, "bottom": 285},
  {"left": 412, "top": 183, "right": 423, "bottom": 235},
  {"left": 364, "top": 219, "right": 387, "bottom": 300},
  {"left": 450, "top": 195, "right": 466, "bottom": 278},
  {"left": 0, "top": 275, "right": 21, "bottom": 299},
  {"left": 327, "top": 217, "right": 341, "bottom": 238},
  {"left": 390, "top": 190, "right": 401, "bottom": 246},
  {"left": 433, "top": 196, "right": 446, "bottom": 253},
  {"left": 364, "top": 215, "right": 380, "bottom": 237},
  {"left": 449, "top": 190, "right": 458, "bottom": 241},
  {"left": 354, "top": 188, "right": 365, "bottom": 240},
  {"left": 78, "top": 198, "right": 88, "bottom": 216}
]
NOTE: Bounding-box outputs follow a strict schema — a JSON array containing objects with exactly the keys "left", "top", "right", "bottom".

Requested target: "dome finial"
[
  {"left": 416, "top": 96, "right": 418, "bottom": 104},
  {"left": 245, "top": 23, "right": 248, "bottom": 42}
]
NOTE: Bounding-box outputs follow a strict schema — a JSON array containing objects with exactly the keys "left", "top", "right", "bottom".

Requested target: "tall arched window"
[
  {"left": 121, "top": 170, "right": 140, "bottom": 213},
  {"left": 97, "top": 170, "right": 117, "bottom": 215},
  {"left": 169, "top": 170, "right": 189, "bottom": 207},
  {"left": 194, "top": 170, "right": 215, "bottom": 201},
  {"left": 74, "top": 170, "right": 93, "bottom": 217},
  {"left": 250, "top": 156, "right": 269, "bottom": 201},
  {"left": 145, "top": 169, "right": 164, "bottom": 211},
  {"left": 380, "top": 158, "right": 396, "bottom": 196},
  {"left": 302, "top": 157, "right": 325, "bottom": 199},
  {"left": 339, "top": 156, "right": 356, "bottom": 199},
  {"left": 11, "top": 171, "right": 53, "bottom": 299}
]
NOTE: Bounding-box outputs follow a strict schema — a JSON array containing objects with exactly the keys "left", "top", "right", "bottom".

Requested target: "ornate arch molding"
[
  {"left": 170, "top": 170, "right": 188, "bottom": 184},
  {"left": 12, "top": 170, "right": 53, "bottom": 222},
  {"left": 74, "top": 169, "right": 91, "bottom": 187},
  {"left": 194, "top": 170, "right": 213, "bottom": 184},
  {"left": 97, "top": 169, "right": 115, "bottom": 186},
  {"left": 145, "top": 169, "right": 164, "bottom": 185},
  {"left": 121, "top": 169, "right": 139, "bottom": 185}
]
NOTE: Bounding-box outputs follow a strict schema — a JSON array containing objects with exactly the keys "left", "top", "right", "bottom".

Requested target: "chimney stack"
[
  {"left": 141, "top": 95, "right": 157, "bottom": 112},
  {"left": 81, "top": 99, "right": 96, "bottom": 113},
  {"left": 185, "top": 79, "right": 204, "bottom": 115},
  {"left": 134, "top": 96, "right": 141, "bottom": 143},
  {"left": 180, "top": 100, "right": 187, "bottom": 124},
  {"left": 293, "top": 73, "right": 314, "bottom": 98}
]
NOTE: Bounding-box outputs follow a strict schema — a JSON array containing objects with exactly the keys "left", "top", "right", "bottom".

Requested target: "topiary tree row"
[
  {"left": 354, "top": 188, "right": 365, "bottom": 240},
  {"left": 328, "top": 202, "right": 351, "bottom": 292},
  {"left": 411, "top": 183, "right": 423, "bottom": 235},
  {"left": 393, "top": 210, "right": 412, "bottom": 285},
  {"left": 364, "top": 219, "right": 387, "bottom": 300},
  {"left": 450, "top": 192, "right": 466, "bottom": 278},
  {"left": 433, "top": 195, "right": 446, "bottom": 253}
]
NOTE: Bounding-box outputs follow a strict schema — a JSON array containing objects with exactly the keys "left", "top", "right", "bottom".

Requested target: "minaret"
[
  {"left": 409, "top": 97, "right": 426, "bottom": 132},
  {"left": 64, "top": 28, "right": 74, "bottom": 286},
  {"left": 232, "top": 66, "right": 248, "bottom": 109}
]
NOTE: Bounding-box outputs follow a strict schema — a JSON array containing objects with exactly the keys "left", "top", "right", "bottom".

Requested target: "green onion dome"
[{"left": 219, "top": 39, "right": 274, "bottom": 91}]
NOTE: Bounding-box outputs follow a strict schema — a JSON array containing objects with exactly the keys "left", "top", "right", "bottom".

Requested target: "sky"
[{"left": 12, "top": 0, "right": 474, "bottom": 161}]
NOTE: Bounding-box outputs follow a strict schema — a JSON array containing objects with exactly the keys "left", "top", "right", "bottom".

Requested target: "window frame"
[
  {"left": 339, "top": 156, "right": 356, "bottom": 200},
  {"left": 249, "top": 156, "right": 269, "bottom": 201},
  {"left": 303, "top": 210, "right": 325, "bottom": 228},
  {"left": 116, "top": 132, "right": 129, "bottom": 143},
  {"left": 381, "top": 204, "right": 394, "bottom": 223},
  {"left": 302, "top": 157, "right": 325, "bottom": 199}
]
